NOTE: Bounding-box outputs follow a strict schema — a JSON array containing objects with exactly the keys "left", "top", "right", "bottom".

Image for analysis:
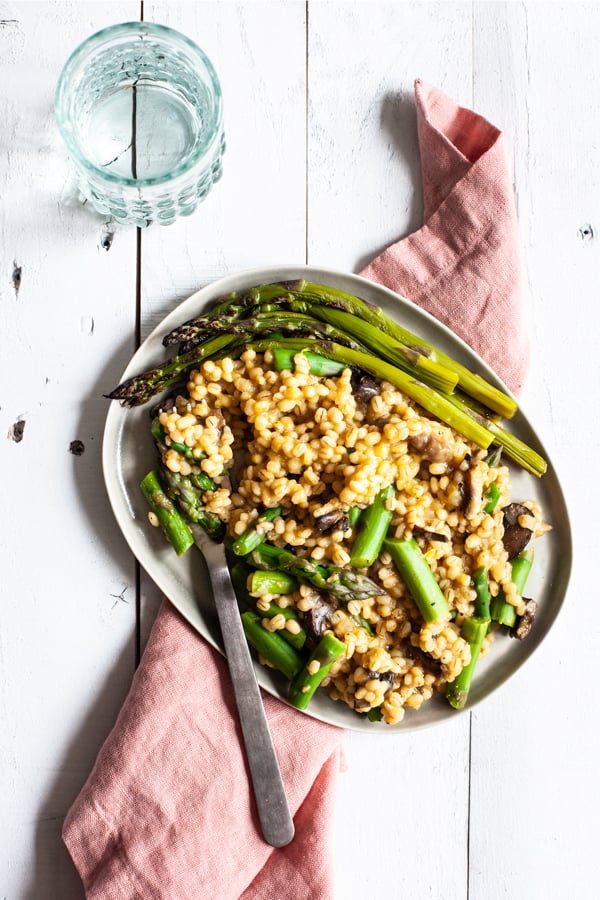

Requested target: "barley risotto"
[{"left": 147, "top": 343, "right": 550, "bottom": 725}]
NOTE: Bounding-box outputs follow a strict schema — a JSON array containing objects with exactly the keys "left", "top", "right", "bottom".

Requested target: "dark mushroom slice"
[
  {"left": 314, "top": 509, "right": 351, "bottom": 534},
  {"left": 502, "top": 502, "right": 533, "bottom": 559},
  {"left": 302, "top": 596, "right": 337, "bottom": 646},
  {"left": 463, "top": 460, "right": 486, "bottom": 516},
  {"left": 510, "top": 598, "right": 538, "bottom": 640},
  {"left": 364, "top": 670, "right": 396, "bottom": 695},
  {"left": 350, "top": 369, "right": 380, "bottom": 403},
  {"left": 412, "top": 525, "right": 450, "bottom": 543}
]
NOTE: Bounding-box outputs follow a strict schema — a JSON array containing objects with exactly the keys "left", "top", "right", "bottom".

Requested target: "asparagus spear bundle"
[{"left": 106, "top": 278, "right": 545, "bottom": 476}]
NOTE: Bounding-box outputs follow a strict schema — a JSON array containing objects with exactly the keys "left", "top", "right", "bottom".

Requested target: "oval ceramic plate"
[{"left": 102, "top": 265, "right": 572, "bottom": 733}]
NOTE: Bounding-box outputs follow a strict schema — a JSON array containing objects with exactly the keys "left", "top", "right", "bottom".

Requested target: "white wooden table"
[{"left": 0, "top": 2, "right": 595, "bottom": 897}]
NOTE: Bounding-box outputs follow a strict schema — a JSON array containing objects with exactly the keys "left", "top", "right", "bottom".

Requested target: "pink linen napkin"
[
  {"left": 63, "top": 79, "right": 527, "bottom": 898},
  {"left": 362, "top": 79, "right": 529, "bottom": 395}
]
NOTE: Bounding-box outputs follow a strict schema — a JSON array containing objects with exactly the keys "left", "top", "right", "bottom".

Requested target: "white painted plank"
[
  {"left": 139, "top": 0, "right": 308, "bottom": 337},
  {"left": 307, "top": 4, "right": 475, "bottom": 897},
  {"left": 0, "top": 2, "right": 140, "bottom": 895},
  {"left": 471, "top": 4, "right": 599, "bottom": 899},
  {"left": 307, "top": 0, "right": 474, "bottom": 273},
  {"left": 137, "top": 1, "right": 308, "bottom": 644}
]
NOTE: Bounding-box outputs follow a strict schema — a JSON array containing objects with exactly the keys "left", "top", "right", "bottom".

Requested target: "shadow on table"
[{"left": 354, "top": 90, "right": 424, "bottom": 273}]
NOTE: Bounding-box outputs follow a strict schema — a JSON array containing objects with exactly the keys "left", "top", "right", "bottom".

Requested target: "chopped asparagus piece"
[
  {"left": 289, "top": 632, "right": 345, "bottom": 710},
  {"left": 251, "top": 541, "right": 383, "bottom": 600},
  {"left": 446, "top": 616, "right": 489, "bottom": 710},
  {"left": 231, "top": 506, "right": 282, "bottom": 556},
  {"left": 383, "top": 537, "right": 450, "bottom": 623},
  {"left": 140, "top": 470, "right": 194, "bottom": 556},
  {"left": 241, "top": 611, "right": 305, "bottom": 682},
  {"left": 490, "top": 549, "right": 534, "bottom": 627},
  {"left": 350, "top": 485, "right": 395, "bottom": 568}
]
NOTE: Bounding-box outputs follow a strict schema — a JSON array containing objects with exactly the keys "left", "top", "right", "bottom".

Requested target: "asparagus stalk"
[
  {"left": 485, "top": 419, "right": 547, "bottom": 478},
  {"left": 271, "top": 346, "right": 346, "bottom": 376},
  {"left": 484, "top": 482, "right": 502, "bottom": 514},
  {"left": 241, "top": 611, "right": 305, "bottom": 681},
  {"left": 106, "top": 333, "right": 237, "bottom": 407},
  {"left": 175, "top": 309, "right": 363, "bottom": 356},
  {"left": 264, "top": 280, "right": 517, "bottom": 419},
  {"left": 446, "top": 615, "right": 489, "bottom": 710},
  {"left": 232, "top": 562, "right": 306, "bottom": 650},
  {"left": 449, "top": 393, "right": 547, "bottom": 477},
  {"left": 251, "top": 541, "right": 383, "bottom": 600},
  {"left": 472, "top": 566, "right": 491, "bottom": 619},
  {"left": 248, "top": 569, "right": 298, "bottom": 595},
  {"left": 490, "top": 549, "right": 534, "bottom": 627},
  {"left": 310, "top": 304, "right": 459, "bottom": 394},
  {"left": 161, "top": 468, "right": 225, "bottom": 540},
  {"left": 383, "top": 537, "right": 450, "bottom": 623},
  {"left": 347, "top": 506, "right": 362, "bottom": 529},
  {"left": 109, "top": 281, "right": 520, "bottom": 434},
  {"left": 349, "top": 484, "right": 395, "bottom": 568},
  {"left": 289, "top": 632, "right": 346, "bottom": 710},
  {"left": 163, "top": 291, "right": 249, "bottom": 347},
  {"left": 140, "top": 470, "right": 194, "bottom": 556},
  {"left": 231, "top": 506, "right": 283, "bottom": 556},
  {"left": 190, "top": 471, "right": 219, "bottom": 492},
  {"left": 162, "top": 282, "right": 301, "bottom": 347}
]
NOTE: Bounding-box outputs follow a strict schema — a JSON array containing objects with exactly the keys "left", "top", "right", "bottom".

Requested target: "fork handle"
[{"left": 208, "top": 558, "right": 295, "bottom": 847}]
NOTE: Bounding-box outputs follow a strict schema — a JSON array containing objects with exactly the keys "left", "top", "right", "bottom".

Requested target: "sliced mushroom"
[
  {"left": 412, "top": 525, "right": 450, "bottom": 543},
  {"left": 303, "top": 597, "right": 336, "bottom": 645},
  {"left": 314, "top": 509, "right": 350, "bottom": 534},
  {"left": 502, "top": 503, "right": 533, "bottom": 559},
  {"left": 464, "top": 463, "right": 486, "bottom": 517},
  {"left": 510, "top": 598, "right": 538, "bottom": 640},
  {"left": 365, "top": 670, "right": 396, "bottom": 693},
  {"left": 350, "top": 370, "right": 380, "bottom": 403},
  {"left": 408, "top": 431, "right": 456, "bottom": 465}
]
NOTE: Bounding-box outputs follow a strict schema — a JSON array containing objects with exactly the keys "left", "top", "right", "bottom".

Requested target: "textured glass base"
[
  {"left": 76, "top": 130, "right": 225, "bottom": 228},
  {"left": 56, "top": 23, "right": 225, "bottom": 228}
]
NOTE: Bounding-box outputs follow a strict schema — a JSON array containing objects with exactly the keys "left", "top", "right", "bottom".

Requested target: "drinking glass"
[{"left": 55, "top": 22, "right": 225, "bottom": 227}]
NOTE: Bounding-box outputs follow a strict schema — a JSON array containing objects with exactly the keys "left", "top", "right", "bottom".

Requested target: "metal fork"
[{"left": 189, "top": 522, "right": 295, "bottom": 848}]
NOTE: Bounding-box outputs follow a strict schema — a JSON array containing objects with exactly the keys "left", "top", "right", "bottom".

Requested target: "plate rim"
[{"left": 102, "top": 263, "right": 572, "bottom": 734}]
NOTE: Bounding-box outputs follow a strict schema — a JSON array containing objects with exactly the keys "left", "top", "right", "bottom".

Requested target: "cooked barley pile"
[{"left": 157, "top": 348, "right": 550, "bottom": 724}]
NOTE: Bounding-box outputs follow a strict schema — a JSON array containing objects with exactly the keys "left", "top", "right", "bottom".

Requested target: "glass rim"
[{"left": 54, "top": 21, "right": 224, "bottom": 189}]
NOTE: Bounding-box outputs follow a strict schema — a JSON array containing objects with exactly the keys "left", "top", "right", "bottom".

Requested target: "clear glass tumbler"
[{"left": 55, "top": 22, "right": 225, "bottom": 227}]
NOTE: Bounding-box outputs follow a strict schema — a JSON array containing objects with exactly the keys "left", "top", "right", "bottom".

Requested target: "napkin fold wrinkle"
[
  {"left": 362, "top": 79, "right": 528, "bottom": 395},
  {"left": 64, "top": 79, "right": 527, "bottom": 899}
]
